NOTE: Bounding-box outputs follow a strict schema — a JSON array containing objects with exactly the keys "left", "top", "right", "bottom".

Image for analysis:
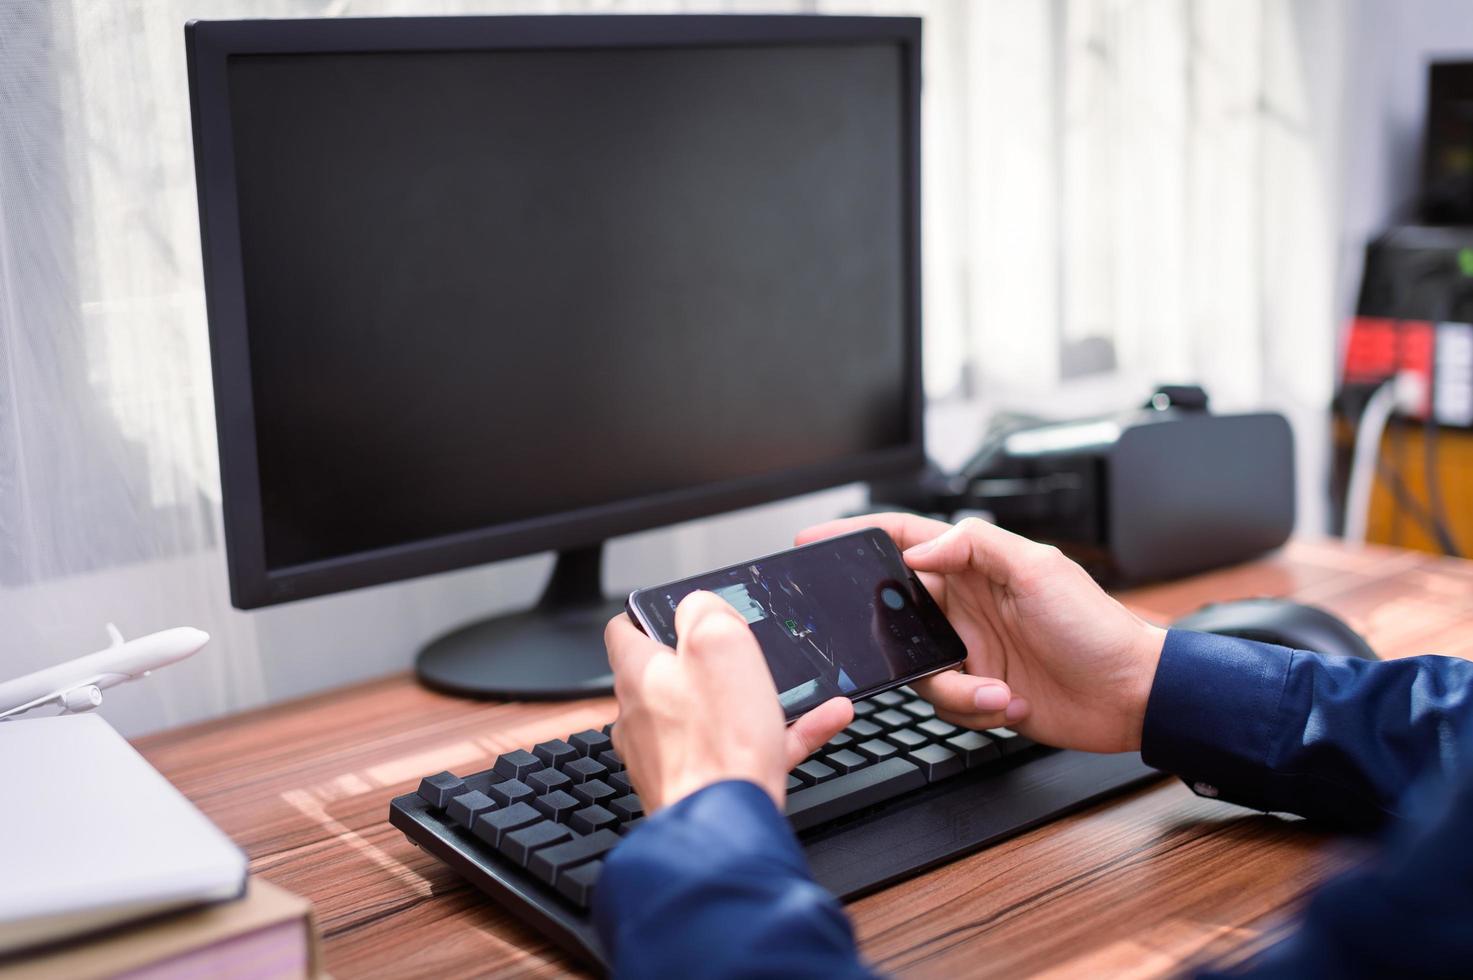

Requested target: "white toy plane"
[{"left": 0, "top": 626, "right": 209, "bottom": 721}]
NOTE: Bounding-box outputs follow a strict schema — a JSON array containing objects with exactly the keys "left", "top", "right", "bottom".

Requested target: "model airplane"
[{"left": 0, "top": 625, "right": 209, "bottom": 721}]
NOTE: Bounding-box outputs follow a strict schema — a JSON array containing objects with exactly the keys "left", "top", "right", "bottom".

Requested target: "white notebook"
[{"left": 0, "top": 713, "right": 247, "bottom": 954}]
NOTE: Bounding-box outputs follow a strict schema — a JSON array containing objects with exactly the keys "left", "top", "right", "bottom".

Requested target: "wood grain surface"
[{"left": 134, "top": 539, "right": 1473, "bottom": 979}]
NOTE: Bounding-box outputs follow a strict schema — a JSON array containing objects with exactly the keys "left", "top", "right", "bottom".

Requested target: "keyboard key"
[
  {"left": 533, "top": 739, "right": 579, "bottom": 770},
  {"left": 886, "top": 727, "right": 930, "bottom": 750},
  {"left": 570, "top": 729, "right": 612, "bottom": 757},
  {"left": 987, "top": 728, "right": 1034, "bottom": 754},
  {"left": 793, "top": 759, "right": 837, "bottom": 786},
  {"left": 918, "top": 717, "right": 959, "bottom": 739},
  {"left": 908, "top": 743, "right": 964, "bottom": 782},
  {"left": 609, "top": 771, "right": 636, "bottom": 795},
  {"left": 527, "top": 829, "right": 621, "bottom": 886},
  {"left": 472, "top": 801, "right": 540, "bottom": 847},
  {"left": 500, "top": 820, "right": 572, "bottom": 866},
  {"left": 488, "top": 778, "right": 535, "bottom": 809},
  {"left": 417, "top": 771, "right": 466, "bottom": 808},
  {"left": 785, "top": 757, "right": 926, "bottom": 832},
  {"left": 528, "top": 768, "right": 572, "bottom": 795},
  {"left": 786, "top": 774, "right": 804, "bottom": 793},
  {"left": 563, "top": 756, "right": 608, "bottom": 784},
  {"left": 493, "top": 749, "right": 544, "bottom": 782},
  {"left": 901, "top": 699, "right": 936, "bottom": 721},
  {"left": 446, "top": 790, "right": 497, "bottom": 829},
  {"left": 533, "top": 789, "right": 582, "bottom": 823},
  {"left": 872, "top": 690, "right": 906, "bottom": 707},
  {"left": 945, "top": 730, "right": 1002, "bottom": 767},
  {"left": 619, "top": 816, "right": 645, "bottom": 835},
  {"left": 597, "top": 749, "right": 624, "bottom": 773},
  {"left": 557, "top": 859, "right": 603, "bottom": 907},
  {"left": 463, "top": 768, "right": 502, "bottom": 795},
  {"left": 569, "top": 804, "right": 620, "bottom": 835},
  {"left": 602, "top": 722, "right": 615, "bottom": 738},
  {"left": 855, "top": 738, "right": 900, "bottom": 762},
  {"left": 898, "top": 685, "right": 917, "bottom": 697},
  {"left": 845, "top": 719, "right": 883, "bottom": 739},
  {"left": 825, "top": 749, "right": 870, "bottom": 774},
  {"left": 872, "top": 708, "right": 911, "bottom": 729},
  {"left": 609, "top": 795, "right": 644, "bottom": 823},
  {"left": 823, "top": 732, "right": 854, "bottom": 753},
  {"left": 571, "top": 778, "right": 617, "bottom": 807},
  {"left": 852, "top": 700, "right": 878, "bottom": 717}
]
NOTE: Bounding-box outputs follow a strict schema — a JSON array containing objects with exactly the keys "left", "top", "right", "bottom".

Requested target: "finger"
[
  {"left": 795, "top": 513, "right": 954, "bottom": 551},
  {"left": 934, "top": 705, "right": 1012, "bottom": 731},
  {"left": 900, "top": 516, "right": 1042, "bottom": 585},
  {"left": 673, "top": 590, "right": 752, "bottom": 656},
  {"left": 784, "top": 697, "right": 855, "bottom": 769},
  {"left": 912, "top": 670, "right": 1013, "bottom": 715},
  {"left": 932, "top": 694, "right": 1032, "bottom": 733},
  {"left": 604, "top": 613, "right": 662, "bottom": 676}
]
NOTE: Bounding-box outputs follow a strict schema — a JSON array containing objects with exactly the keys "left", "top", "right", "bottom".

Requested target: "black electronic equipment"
[
  {"left": 1423, "top": 61, "right": 1473, "bottom": 227},
  {"left": 1173, "top": 599, "right": 1378, "bottom": 662},
  {"left": 1334, "top": 225, "right": 1473, "bottom": 551},
  {"left": 185, "top": 15, "right": 923, "bottom": 699},
  {"left": 1343, "top": 225, "right": 1473, "bottom": 430},
  {"left": 627, "top": 529, "right": 966, "bottom": 720},
  {"left": 391, "top": 697, "right": 1160, "bottom": 969},
  {"left": 873, "top": 391, "right": 1296, "bottom": 585}
]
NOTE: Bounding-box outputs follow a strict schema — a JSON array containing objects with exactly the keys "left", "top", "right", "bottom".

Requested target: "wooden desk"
[{"left": 135, "top": 539, "right": 1473, "bottom": 978}]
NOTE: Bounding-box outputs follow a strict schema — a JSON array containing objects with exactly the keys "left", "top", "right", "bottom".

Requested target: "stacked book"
[
  {"left": 0, "top": 714, "right": 322, "bottom": 978},
  {"left": 2, "top": 879, "right": 323, "bottom": 980}
]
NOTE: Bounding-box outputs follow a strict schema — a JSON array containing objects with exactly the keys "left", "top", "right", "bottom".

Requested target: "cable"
[
  {"left": 1345, "top": 373, "right": 1463, "bottom": 554},
  {"left": 1376, "top": 458, "right": 1452, "bottom": 547},
  {"left": 1423, "top": 403, "right": 1463, "bottom": 557},
  {"left": 1372, "top": 261, "right": 1466, "bottom": 555},
  {"left": 1417, "top": 280, "right": 1466, "bottom": 558},
  {"left": 1423, "top": 281, "right": 1473, "bottom": 558},
  {"left": 1344, "top": 380, "right": 1398, "bottom": 545}
]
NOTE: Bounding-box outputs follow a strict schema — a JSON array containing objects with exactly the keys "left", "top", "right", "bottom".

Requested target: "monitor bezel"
[{"left": 186, "top": 14, "right": 924, "bottom": 609}]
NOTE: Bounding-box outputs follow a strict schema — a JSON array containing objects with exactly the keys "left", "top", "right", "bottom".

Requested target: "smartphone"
[{"left": 625, "top": 528, "right": 967, "bottom": 721}]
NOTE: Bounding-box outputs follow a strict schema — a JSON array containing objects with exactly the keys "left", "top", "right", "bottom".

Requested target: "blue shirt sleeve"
[
  {"left": 1202, "top": 743, "right": 1473, "bottom": 978},
  {"left": 592, "top": 632, "right": 1473, "bottom": 978},
  {"left": 1142, "top": 629, "right": 1473, "bottom": 827},
  {"left": 592, "top": 778, "right": 878, "bottom": 979},
  {"left": 1145, "top": 629, "right": 1473, "bottom": 979}
]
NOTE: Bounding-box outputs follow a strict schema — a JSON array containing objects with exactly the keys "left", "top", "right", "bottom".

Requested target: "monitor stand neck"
[
  {"left": 536, "top": 543, "right": 605, "bottom": 612},
  {"left": 414, "top": 544, "right": 620, "bottom": 701}
]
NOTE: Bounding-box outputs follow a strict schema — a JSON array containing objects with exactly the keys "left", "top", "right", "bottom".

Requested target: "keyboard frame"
[
  {"left": 802, "top": 747, "right": 1161, "bottom": 898},
  {"left": 391, "top": 789, "right": 607, "bottom": 966},
  {"left": 390, "top": 747, "right": 1163, "bottom": 970}
]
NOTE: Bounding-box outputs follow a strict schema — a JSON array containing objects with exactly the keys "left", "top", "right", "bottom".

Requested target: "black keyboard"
[{"left": 390, "top": 687, "right": 1162, "bottom": 969}]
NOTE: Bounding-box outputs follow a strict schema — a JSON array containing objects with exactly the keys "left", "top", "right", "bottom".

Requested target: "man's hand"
[
  {"left": 797, "top": 514, "right": 1166, "bottom": 753},
  {"left": 605, "top": 592, "right": 853, "bottom": 814}
]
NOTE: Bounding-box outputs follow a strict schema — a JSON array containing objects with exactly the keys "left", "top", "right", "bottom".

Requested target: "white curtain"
[
  {"left": 921, "top": 1, "right": 1344, "bottom": 532},
  {"left": 0, "top": 0, "right": 1345, "bottom": 736}
]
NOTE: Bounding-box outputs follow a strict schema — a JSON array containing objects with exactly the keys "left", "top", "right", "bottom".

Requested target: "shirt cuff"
[
  {"left": 593, "top": 779, "right": 813, "bottom": 946},
  {"left": 1141, "top": 629, "right": 1294, "bottom": 810}
]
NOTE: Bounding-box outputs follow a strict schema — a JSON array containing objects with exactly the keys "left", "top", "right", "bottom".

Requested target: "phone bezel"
[{"left": 624, "top": 528, "right": 966, "bottom": 721}]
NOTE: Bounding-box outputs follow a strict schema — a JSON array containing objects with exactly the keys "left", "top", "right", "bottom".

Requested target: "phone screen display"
[{"left": 627, "top": 529, "right": 966, "bottom": 719}]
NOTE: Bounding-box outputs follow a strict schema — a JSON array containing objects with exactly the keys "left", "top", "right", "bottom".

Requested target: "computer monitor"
[
  {"left": 186, "top": 14, "right": 923, "bottom": 699},
  {"left": 1423, "top": 61, "right": 1473, "bottom": 225}
]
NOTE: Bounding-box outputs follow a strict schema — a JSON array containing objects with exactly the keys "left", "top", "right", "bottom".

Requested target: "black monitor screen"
[
  {"left": 224, "top": 42, "right": 909, "bottom": 571},
  {"left": 1423, "top": 61, "right": 1473, "bottom": 225}
]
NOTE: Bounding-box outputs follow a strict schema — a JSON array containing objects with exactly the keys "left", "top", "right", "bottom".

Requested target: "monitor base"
[{"left": 415, "top": 545, "right": 620, "bottom": 701}]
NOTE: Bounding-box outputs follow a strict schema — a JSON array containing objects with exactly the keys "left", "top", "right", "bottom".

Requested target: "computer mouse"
[{"left": 1171, "top": 597, "right": 1379, "bottom": 660}]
